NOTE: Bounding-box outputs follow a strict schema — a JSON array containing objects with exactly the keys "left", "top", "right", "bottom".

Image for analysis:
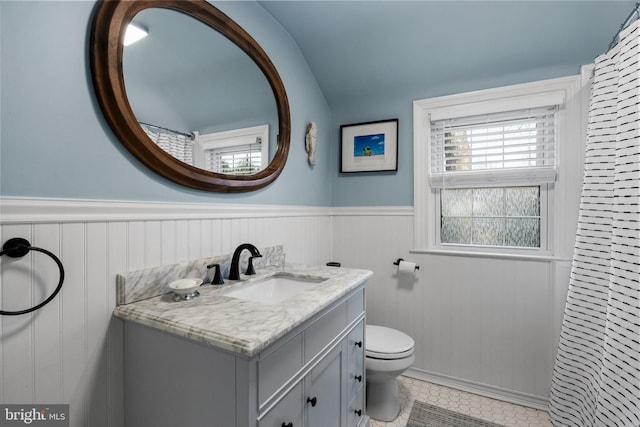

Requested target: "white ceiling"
[{"left": 259, "top": 1, "right": 637, "bottom": 108}]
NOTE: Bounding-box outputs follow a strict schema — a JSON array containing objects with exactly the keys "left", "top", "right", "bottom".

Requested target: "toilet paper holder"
[{"left": 393, "top": 258, "right": 419, "bottom": 271}]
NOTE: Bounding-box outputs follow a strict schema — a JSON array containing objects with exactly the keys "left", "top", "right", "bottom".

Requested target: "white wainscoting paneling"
[
  {"left": 0, "top": 198, "right": 332, "bottom": 427},
  {"left": 332, "top": 206, "right": 570, "bottom": 409},
  {"left": 1, "top": 199, "right": 571, "bottom": 424}
]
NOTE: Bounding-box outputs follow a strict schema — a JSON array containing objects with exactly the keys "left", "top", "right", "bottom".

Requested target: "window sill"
[{"left": 410, "top": 248, "right": 568, "bottom": 262}]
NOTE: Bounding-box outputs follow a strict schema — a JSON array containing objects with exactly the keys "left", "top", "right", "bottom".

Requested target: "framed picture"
[{"left": 340, "top": 119, "right": 398, "bottom": 173}]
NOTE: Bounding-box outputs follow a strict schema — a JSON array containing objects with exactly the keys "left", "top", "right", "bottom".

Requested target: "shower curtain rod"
[
  {"left": 608, "top": 2, "right": 640, "bottom": 50},
  {"left": 138, "top": 121, "right": 195, "bottom": 140}
]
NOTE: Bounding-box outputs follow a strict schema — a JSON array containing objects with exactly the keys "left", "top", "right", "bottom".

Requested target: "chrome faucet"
[{"left": 228, "top": 243, "right": 262, "bottom": 280}]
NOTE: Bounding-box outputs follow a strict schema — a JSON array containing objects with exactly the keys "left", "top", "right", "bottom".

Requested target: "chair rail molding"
[{"left": 0, "top": 197, "right": 333, "bottom": 224}]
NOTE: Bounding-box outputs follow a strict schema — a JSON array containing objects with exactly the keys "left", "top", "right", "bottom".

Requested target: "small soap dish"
[{"left": 169, "top": 278, "right": 202, "bottom": 301}]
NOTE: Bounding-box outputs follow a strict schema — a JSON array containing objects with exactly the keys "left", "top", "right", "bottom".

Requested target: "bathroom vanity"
[{"left": 114, "top": 262, "right": 371, "bottom": 427}]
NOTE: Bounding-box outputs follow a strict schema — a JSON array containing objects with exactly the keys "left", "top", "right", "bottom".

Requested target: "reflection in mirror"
[
  {"left": 90, "top": 0, "right": 290, "bottom": 192},
  {"left": 123, "top": 7, "right": 278, "bottom": 175}
]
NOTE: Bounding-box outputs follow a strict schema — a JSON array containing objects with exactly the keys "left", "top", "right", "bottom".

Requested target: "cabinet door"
[
  {"left": 259, "top": 382, "right": 303, "bottom": 427},
  {"left": 305, "top": 345, "right": 343, "bottom": 427}
]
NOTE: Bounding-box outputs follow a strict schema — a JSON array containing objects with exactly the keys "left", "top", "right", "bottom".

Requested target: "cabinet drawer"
[
  {"left": 304, "top": 300, "right": 347, "bottom": 362},
  {"left": 347, "top": 385, "right": 365, "bottom": 427},
  {"left": 347, "top": 288, "right": 365, "bottom": 324},
  {"left": 259, "top": 333, "right": 303, "bottom": 406},
  {"left": 258, "top": 381, "right": 303, "bottom": 427},
  {"left": 347, "top": 320, "right": 365, "bottom": 399}
]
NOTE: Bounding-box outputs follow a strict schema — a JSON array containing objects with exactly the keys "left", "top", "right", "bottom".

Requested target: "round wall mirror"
[{"left": 90, "top": 0, "right": 291, "bottom": 192}]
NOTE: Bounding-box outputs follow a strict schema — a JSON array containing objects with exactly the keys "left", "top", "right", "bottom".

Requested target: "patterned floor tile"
[{"left": 368, "top": 376, "right": 552, "bottom": 427}]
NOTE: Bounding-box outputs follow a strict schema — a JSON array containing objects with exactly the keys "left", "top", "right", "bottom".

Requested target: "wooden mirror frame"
[{"left": 90, "top": 0, "right": 290, "bottom": 192}]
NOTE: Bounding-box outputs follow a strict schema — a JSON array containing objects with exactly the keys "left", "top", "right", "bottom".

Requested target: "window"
[
  {"left": 413, "top": 76, "right": 581, "bottom": 256},
  {"left": 193, "top": 125, "right": 269, "bottom": 175},
  {"left": 432, "top": 107, "right": 555, "bottom": 250},
  {"left": 439, "top": 186, "right": 542, "bottom": 248}
]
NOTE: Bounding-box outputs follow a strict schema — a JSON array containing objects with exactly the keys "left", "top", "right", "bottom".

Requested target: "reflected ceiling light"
[{"left": 124, "top": 24, "right": 148, "bottom": 46}]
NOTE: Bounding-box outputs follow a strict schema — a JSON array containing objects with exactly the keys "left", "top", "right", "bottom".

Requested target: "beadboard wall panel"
[
  {"left": 0, "top": 198, "right": 332, "bottom": 427},
  {"left": 331, "top": 207, "right": 569, "bottom": 409},
  {"left": 1, "top": 199, "right": 570, "bottom": 425}
]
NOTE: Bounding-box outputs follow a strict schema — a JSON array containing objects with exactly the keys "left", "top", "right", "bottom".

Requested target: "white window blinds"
[
  {"left": 429, "top": 106, "right": 558, "bottom": 188},
  {"left": 206, "top": 142, "right": 262, "bottom": 175}
]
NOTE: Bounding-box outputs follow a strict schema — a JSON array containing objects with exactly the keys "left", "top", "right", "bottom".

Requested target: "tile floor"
[{"left": 369, "top": 376, "right": 553, "bottom": 427}]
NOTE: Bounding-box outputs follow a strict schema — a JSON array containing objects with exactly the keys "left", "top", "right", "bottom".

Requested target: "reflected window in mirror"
[
  {"left": 123, "top": 7, "right": 277, "bottom": 174},
  {"left": 194, "top": 125, "right": 269, "bottom": 175}
]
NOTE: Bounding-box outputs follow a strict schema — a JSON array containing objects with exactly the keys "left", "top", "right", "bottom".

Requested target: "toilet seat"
[{"left": 366, "top": 325, "right": 415, "bottom": 360}]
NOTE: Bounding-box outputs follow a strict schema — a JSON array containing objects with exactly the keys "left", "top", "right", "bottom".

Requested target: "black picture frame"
[{"left": 340, "top": 119, "right": 398, "bottom": 173}]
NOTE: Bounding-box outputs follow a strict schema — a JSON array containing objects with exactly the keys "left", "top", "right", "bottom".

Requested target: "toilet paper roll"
[{"left": 397, "top": 260, "right": 417, "bottom": 276}]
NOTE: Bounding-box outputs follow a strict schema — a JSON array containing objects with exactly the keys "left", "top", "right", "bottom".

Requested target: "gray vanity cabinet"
[
  {"left": 123, "top": 285, "right": 367, "bottom": 427},
  {"left": 257, "top": 286, "right": 366, "bottom": 427}
]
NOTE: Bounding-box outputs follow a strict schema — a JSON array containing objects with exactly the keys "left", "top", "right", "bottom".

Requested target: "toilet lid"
[{"left": 366, "top": 325, "right": 414, "bottom": 360}]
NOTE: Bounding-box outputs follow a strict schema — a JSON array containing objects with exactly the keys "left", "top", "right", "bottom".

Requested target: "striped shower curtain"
[
  {"left": 548, "top": 20, "right": 639, "bottom": 427},
  {"left": 140, "top": 124, "right": 194, "bottom": 166}
]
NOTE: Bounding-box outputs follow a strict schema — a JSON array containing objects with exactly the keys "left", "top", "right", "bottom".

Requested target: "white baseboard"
[{"left": 404, "top": 367, "right": 549, "bottom": 411}]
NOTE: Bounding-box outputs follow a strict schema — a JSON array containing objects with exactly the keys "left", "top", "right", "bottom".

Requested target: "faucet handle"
[
  {"left": 207, "top": 263, "right": 224, "bottom": 284},
  {"left": 246, "top": 255, "right": 262, "bottom": 275}
]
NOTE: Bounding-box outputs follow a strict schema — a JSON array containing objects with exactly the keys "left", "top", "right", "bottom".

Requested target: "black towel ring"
[{"left": 0, "top": 238, "right": 65, "bottom": 316}]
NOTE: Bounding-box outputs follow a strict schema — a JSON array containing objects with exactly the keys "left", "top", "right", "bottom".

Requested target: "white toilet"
[{"left": 365, "top": 324, "right": 415, "bottom": 421}]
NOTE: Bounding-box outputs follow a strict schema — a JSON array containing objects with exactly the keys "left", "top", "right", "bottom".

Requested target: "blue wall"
[
  {"left": 328, "top": 63, "right": 591, "bottom": 207},
  {"left": 0, "top": 1, "right": 332, "bottom": 206},
  {"left": 1, "top": 1, "right": 625, "bottom": 208}
]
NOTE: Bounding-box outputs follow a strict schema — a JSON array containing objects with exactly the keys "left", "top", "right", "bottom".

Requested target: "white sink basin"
[{"left": 222, "top": 275, "right": 326, "bottom": 304}]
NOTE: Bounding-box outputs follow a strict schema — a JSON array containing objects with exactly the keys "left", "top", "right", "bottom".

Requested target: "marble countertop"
[{"left": 113, "top": 264, "right": 372, "bottom": 357}]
